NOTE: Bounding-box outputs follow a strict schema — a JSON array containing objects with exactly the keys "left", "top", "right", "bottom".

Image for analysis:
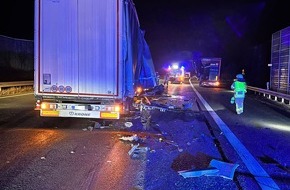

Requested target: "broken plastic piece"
[
  {"left": 178, "top": 168, "right": 220, "bottom": 178},
  {"left": 209, "top": 159, "right": 239, "bottom": 180},
  {"left": 183, "top": 101, "right": 193, "bottom": 110},
  {"left": 119, "top": 134, "right": 139, "bottom": 142},
  {"left": 94, "top": 122, "right": 101, "bottom": 129},
  {"left": 178, "top": 159, "right": 239, "bottom": 180},
  {"left": 124, "top": 122, "right": 133, "bottom": 128},
  {"left": 128, "top": 144, "right": 139, "bottom": 155}
]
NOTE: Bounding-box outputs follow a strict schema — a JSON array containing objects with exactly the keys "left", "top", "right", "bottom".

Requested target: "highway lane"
[
  {"left": 0, "top": 94, "right": 144, "bottom": 190},
  {"left": 193, "top": 82, "right": 290, "bottom": 189}
]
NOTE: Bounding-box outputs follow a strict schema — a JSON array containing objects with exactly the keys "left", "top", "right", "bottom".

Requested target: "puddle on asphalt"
[{"left": 171, "top": 151, "right": 213, "bottom": 172}]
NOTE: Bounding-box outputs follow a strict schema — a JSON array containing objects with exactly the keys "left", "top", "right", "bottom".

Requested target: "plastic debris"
[
  {"left": 70, "top": 151, "right": 75, "bottom": 154},
  {"left": 150, "top": 149, "right": 156, "bottom": 153},
  {"left": 178, "top": 159, "right": 239, "bottom": 180},
  {"left": 140, "top": 84, "right": 165, "bottom": 96},
  {"left": 40, "top": 157, "right": 46, "bottom": 160},
  {"left": 183, "top": 101, "right": 193, "bottom": 110},
  {"left": 179, "top": 168, "right": 220, "bottom": 178},
  {"left": 128, "top": 143, "right": 149, "bottom": 159},
  {"left": 141, "top": 109, "right": 151, "bottom": 130},
  {"left": 128, "top": 144, "right": 140, "bottom": 155},
  {"left": 209, "top": 159, "right": 239, "bottom": 180},
  {"left": 124, "top": 122, "right": 133, "bottom": 128},
  {"left": 83, "top": 126, "right": 94, "bottom": 131},
  {"left": 178, "top": 148, "right": 184, "bottom": 152},
  {"left": 119, "top": 134, "right": 139, "bottom": 142},
  {"left": 94, "top": 122, "right": 101, "bottom": 129}
]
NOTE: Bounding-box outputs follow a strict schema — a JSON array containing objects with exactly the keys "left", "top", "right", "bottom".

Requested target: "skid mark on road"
[{"left": 190, "top": 83, "right": 280, "bottom": 190}]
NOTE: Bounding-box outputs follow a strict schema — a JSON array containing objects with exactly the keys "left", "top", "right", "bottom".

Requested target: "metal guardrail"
[
  {"left": 0, "top": 81, "right": 33, "bottom": 92},
  {"left": 247, "top": 86, "right": 290, "bottom": 104}
]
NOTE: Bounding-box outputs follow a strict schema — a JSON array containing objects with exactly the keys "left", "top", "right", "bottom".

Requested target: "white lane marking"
[
  {"left": 0, "top": 93, "right": 33, "bottom": 99},
  {"left": 190, "top": 83, "right": 280, "bottom": 190}
]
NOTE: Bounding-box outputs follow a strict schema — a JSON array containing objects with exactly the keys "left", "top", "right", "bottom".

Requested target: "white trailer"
[{"left": 34, "top": 0, "right": 156, "bottom": 119}]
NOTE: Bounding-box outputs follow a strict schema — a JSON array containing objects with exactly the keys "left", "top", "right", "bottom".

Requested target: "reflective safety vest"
[{"left": 232, "top": 81, "right": 247, "bottom": 98}]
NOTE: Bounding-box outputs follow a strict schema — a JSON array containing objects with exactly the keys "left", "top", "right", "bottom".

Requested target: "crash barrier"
[
  {"left": 247, "top": 85, "right": 290, "bottom": 105},
  {"left": 0, "top": 81, "right": 33, "bottom": 92}
]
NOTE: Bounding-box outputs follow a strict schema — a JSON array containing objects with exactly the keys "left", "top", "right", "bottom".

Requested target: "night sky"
[
  {"left": 133, "top": 1, "right": 290, "bottom": 76},
  {"left": 1, "top": 0, "right": 290, "bottom": 85},
  {"left": 0, "top": 1, "right": 34, "bottom": 40}
]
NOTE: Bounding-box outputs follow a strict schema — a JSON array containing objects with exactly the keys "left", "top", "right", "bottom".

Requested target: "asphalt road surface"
[{"left": 0, "top": 82, "right": 289, "bottom": 190}]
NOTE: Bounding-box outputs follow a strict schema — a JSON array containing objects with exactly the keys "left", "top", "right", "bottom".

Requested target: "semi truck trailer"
[{"left": 34, "top": 0, "right": 156, "bottom": 119}]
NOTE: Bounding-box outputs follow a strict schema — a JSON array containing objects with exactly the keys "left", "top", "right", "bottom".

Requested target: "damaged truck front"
[{"left": 34, "top": 0, "right": 156, "bottom": 119}]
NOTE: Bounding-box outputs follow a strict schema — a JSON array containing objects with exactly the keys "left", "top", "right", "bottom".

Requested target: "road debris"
[
  {"left": 209, "top": 159, "right": 239, "bottom": 180},
  {"left": 128, "top": 144, "right": 140, "bottom": 156},
  {"left": 128, "top": 143, "right": 150, "bottom": 159},
  {"left": 141, "top": 109, "right": 151, "bottom": 130},
  {"left": 132, "top": 88, "right": 200, "bottom": 131},
  {"left": 94, "top": 122, "right": 101, "bottom": 129},
  {"left": 134, "top": 93, "right": 198, "bottom": 113},
  {"left": 124, "top": 122, "right": 133, "bottom": 128},
  {"left": 82, "top": 126, "right": 94, "bottom": 131},
  {"left": 119, "top": 134, "right": 139, "bottom": 142},
  {"left": 138, "top": 84, "right": 165, "bottom": 96},
  {"left": 178, "top": 159, "right": 239, "bottom": 180},
  {"left": 87, "top": 126, "right": 93, "bottom": 131},
  {"left": 40, "top": 156, "right": 46, "bottom": 160},
  {"left": 179, "top": 168, "right": 220, "bottom": 178}
]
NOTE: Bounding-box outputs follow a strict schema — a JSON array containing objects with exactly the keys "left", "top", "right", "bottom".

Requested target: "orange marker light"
[
  {"left": 41, "top": 103, "right": 48, "bottom": 110},
  {"left": 115, "top": 105, "right": 121, "bottom": 112},
  {"left": 136, "top": 87, "right": 142, "bottom": 94}
]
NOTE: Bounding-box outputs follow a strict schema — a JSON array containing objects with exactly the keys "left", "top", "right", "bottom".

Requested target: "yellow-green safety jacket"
[{"left": 231, "top": 81, "right": 247, "bottom": 98}]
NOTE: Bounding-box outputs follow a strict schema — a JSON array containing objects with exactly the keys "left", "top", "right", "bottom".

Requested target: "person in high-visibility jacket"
[{"left": 231, "top": 74, "right": 247, "bottom": 114}]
